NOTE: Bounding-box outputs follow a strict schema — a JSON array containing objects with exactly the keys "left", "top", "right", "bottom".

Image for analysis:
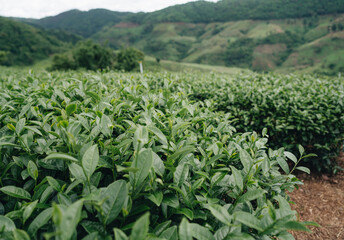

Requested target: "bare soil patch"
[
  {"left": 114, "top": 22, "right": 139, "bottom": 28},
  {"left": 289, "top": 152, "right": 344, "bottom": 239}
]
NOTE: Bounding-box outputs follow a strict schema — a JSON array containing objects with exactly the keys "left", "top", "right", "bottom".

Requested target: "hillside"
[
  {"left": 21, "top": 9, "right": 133, "bottom": 37},
  {"left": 0, "top": 17, "right": 81, "bottom": 66},
  {"left": 5, "top": 0, "right": 344, "bottom": 74},
  {"left": 127, "top": 0, "right": 344, "bottom": 24},
  {"left": 92, "top": 13, "right": 344, "bottom": 74}
]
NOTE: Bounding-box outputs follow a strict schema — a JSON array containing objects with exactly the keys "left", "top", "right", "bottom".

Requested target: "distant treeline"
[{"left": 128, "top": 0, "right": 344, "bottom": 23}]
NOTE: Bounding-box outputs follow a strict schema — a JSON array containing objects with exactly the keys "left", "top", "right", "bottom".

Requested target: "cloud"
[{"left": 0, "top": 0, "right": 218, "bottom": 19}]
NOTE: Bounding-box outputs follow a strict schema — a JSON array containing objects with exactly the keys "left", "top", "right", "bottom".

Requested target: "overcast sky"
[{"left": 0, "top": 0, "right": 218, "bottom": 19}]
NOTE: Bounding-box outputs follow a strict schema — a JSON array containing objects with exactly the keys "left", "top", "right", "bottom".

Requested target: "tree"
[
  {"left": 0, "top": 51, "right": 8, "bottom": 65},
  {"left": 50, "top": 40, "right": 115, "bottom": 71},
  {"left": 116, "top": 48, "right": 144, "bottom": 72},
  {"left": 73, "top": 40, "right": 114, "bottom": 70},
  {"left": 50, "top": 53, "right": 76, "bottom": 71},
  {"left": 331, "top": 23, "right": 337, "bottom": 32}
]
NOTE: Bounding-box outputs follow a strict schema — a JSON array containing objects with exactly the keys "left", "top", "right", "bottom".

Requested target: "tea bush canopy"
[{"left": 0, "top": 70, "right": 319, "bottom": 239}]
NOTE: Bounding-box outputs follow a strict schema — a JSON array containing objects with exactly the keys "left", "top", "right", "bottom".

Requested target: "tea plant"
[
  {"left": 187, "top": 73, "right": 344, "bottom": 172},
  {"left": 0, "top": 71, "right": 316, "bottom": 239}
]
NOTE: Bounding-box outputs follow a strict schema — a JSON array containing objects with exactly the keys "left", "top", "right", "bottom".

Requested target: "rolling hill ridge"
[{"left": 4, "top": 0, "right": 344, "bottom": 74}]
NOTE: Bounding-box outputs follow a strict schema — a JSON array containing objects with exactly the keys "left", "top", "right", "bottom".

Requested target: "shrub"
[
  {"left": 0, "top": 71, "right": 314, "bottom": 239},
  {"left": 50, "top": 53, "right": 76, "bottom": 71},
  {"left": 116, "top": 47, "right": 144, "bottom": 71},
  {"left": 50, "top": 40, "right": 115, "bottom": 71},
  {"left": 188, "top": 73, "right": 344, "bottom": 173},
  {"left": 73, "top": 40, "right": 114, "bottom": 70}
]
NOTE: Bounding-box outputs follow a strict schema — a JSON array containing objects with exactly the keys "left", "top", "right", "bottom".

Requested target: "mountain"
[
  {"left": 22, "top": 9, "right": 133, "bottom": 37},
  {"left": 92, "top": 13, "right": 344, "bottom": 74},
  {"left": 127, "top": 0, "right": 344, "bottom": 24},
  {"left": 5, "top": 0, "right": 344, "bottom": 74},
  {"left": 0, "top": 17, "right": 81, "bottom": 65}
]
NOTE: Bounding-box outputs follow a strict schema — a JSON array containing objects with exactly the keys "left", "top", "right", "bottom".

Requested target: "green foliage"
[
  {"left": 50, "top": 40, "right": 115, "bottom": 71},
  {"left": 50, "top": 54, "right": 76, "bottom": 71},
  {"left": 188, "top": 73, "right": 344, "bottom": 172},
  {"left": 226, "top": 39, "right": 255, "bottom": 67},
  {"left": 127, "top": 0, "right": 344, "bottom": 24},
  {"left": 0, "top": 70, "right": 314, "bottom": 239},
  {"left": 0, "top": 17, "right": 80, "bottom": 66},
  {"left": 25, "top": 9, "right": 133, "bottom": 37},
  {"left": 116, "top": 47, "right": 144, "bottom": 72},
  {"left": 73, "top": 41, "right": 114, "bottom": 71}
]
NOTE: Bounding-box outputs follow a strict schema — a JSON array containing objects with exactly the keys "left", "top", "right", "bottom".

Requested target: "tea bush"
[
  {"left": 187, "top": 73, "right": 344, "bottom": 173},
  {"left": 0, "top": 71, "right": 314, "bottom": 239}
]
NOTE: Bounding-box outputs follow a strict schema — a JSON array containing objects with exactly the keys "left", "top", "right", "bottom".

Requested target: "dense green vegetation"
[
  {"left": 22, "top": 9, "right": 133, "bottom": 38},
  {"left": 0, "top": 17, "right": 81, "bottom": 66},
  {"left": 0, "top": 70, "right": 319, "bottom": 239},
  {"left": 91, "top": 13, "right": 344, "bottom": 75},
  {"left": 127, "top": 0, "right": 344, "bottom": 24},
  {"left": 186, "top": 74, "right": 344, "bottom": 172},
  {"left": 118, "top": 0, "right": 343, "bottom": 24},
  {"left": 50, "top": 41, "right": 144, "bottom": 72},
  {"left": 50, "top": 41, "right": 115, "bottom": 71},
  {"left": 115, "top": 48, "right": 144, "bottom": 72},
  {"left": 4, "top": 0, "right": 344, "bottom": 74}
]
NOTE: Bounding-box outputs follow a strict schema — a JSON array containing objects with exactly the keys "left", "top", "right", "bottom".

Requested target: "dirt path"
[{"left": 289, "top": 153, "right": 344, "bottom": 239}]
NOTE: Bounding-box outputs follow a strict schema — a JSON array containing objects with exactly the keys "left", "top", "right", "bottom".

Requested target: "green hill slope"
[
  {"left": 24, "top": 9, "right": 133, "bottom": 37},
  {"left": 92, "top": 13, "right": 344, "bottom": 74},
  {"left": 128, "top": 0, "right": 344, "bottom": 24},
  {"left": 6, "top": 0, "right": 344, "bottom": 74},
  {"left": 0, "top": 17, "right": 81, "bottom": 66}
]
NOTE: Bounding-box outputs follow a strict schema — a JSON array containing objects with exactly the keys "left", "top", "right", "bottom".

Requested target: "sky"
[{"left": 0, "top": 0, "right": 218, "bottom": 19}]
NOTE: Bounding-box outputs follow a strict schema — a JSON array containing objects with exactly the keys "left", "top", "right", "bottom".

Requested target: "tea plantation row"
[
  {"left": 0, "top": 70, "right": 327, "bottom": 239},
  {"left": 185, "top": 73, "right": 344, "bottom": 172}
]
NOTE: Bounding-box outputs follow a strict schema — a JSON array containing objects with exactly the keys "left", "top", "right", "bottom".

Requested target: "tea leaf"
[
  {"left": 296, "top": 166, "right": 310, "bottom": 174},
  {"left": 174, "top": 163, "right": 189, "bottom": 187},
  {"left": 66, "top": 103, "right": 77, "bottom": 115},
  {"left": 147, "top": 191, "right": 163, "bottom": 206},
  {"left": 27, "top": 161, "right": 38, "bottom": 181},
  {"left": 234, "top": 211, "right": 263, "bottom": 231},
  {"left": 237, "top": 189, "right": 265, "bottom": 204},
  {"left": 101, "top": 180, "right": 128, "bottom": 225},
  {"left": 0, "top": 215, "right": 16, "bottom": 232},
  {"left": 133, "top": 126, "right": 149, "bottom": 151},
  {"left": 277, "top": 157, "right": 290, "bottom": 174},
  {"left": 13, "top": 229, "right": 31, "bottom": 240},
  {"left": 239, "top": 148, "right": 252, "bottom": 171},
  {"left": 0, "top": 186, "right": 31, "bottom": 200},
  {"left": 46, "top": 176, "right": 61, "bottom": 192},
  {"left": 101, "top": 114, "right": 112, "bottom": 137},
  {"left": 57, "top": 200, "right": 84, "bottom": 240},
  {"left": 230, "top": 166, "right": 243, "bottom": 191},
  {"left": 205, "top": 204, "right": 232, "bottom": 226},
  {"left": 28, "top": 208, "right": 53, "bottom": 236},
  {"left": 130, "top": 148, "right": 153, "bottom": 191},
  {"left": 114, "top": 228, "right": 128, "bottom": 240},
  {"left": 130, "top": 212, "right": 150, "bottom": 240},
  {"left": 179, "top": 218, "right": 192, "bottom": 240},
  {"left": 23, "top": 200, "right": 38, "bottom": 224},
  {"left": 160, "top": 226, "right": 178, "bottom": 240},
  {"left": 189, "top": 223, "right": 215, "bottom": 240},
  {"left": 16, "top": 118, "right": 26, "bottom": 135},
  {"left": 45, "top": 153, "right": 78, "bottom": 162},
  {"left": 147, "top": 125, "right": 168, "bottom": 145},
  {"left": 69, "top": 163, "right": 87, "bottom": 182},
  {"left": 82, "top": 145, "right": 99, "bottom": 180},
  {"left": 284, "top": 152, "right": 297, "bottom": 163}
]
